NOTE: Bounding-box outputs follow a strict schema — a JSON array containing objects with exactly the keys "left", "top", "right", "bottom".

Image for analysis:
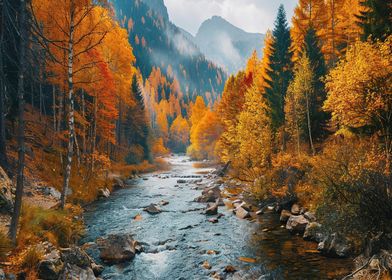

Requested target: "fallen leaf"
[
  {"left": 133, "top": 214, "right": 143, "bottom": 221},
  {"left": 238, "top": 257, "right": 256, "bottom": 263}
]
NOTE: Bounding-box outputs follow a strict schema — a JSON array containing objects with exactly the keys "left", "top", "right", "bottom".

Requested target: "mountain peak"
[{"left": 195, "top": 16, "right": 265, "bottom": 74}]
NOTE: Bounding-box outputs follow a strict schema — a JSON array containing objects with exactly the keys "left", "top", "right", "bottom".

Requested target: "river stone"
[
  {"left": 143, "top": 203, "right": 161, "bottom": 214},
  {"left": 279, "top": 210, "right": 292, "bottom": 223},
  {"left": 291, "top": 204, "right": 300, "bottom": 215},
  {"left": 91, "top": 263, "right": 104, "bottom": 276},
  {"left": 38, "top": 259, "right": 64, "bottom": 280},
  {"left": 303, "top": 222, "right": 325, "bottom": 243},
  {"left": 112, "top": 177, "right": 125, "bottom": 190},
  {"left": 97, "top": 234, "right": 138, "bottom": 264},
  {"left": 61, "top": 247, "right": 91, "bottom": 268},
  {"left": 195, "top": 186, "right": 221, "bottom": 203},
  {"left": 304, "top": 212, "right": 316, "bottom": 222},
  {"left": 97, "top": 188, "right": 110, "bottom": 199},
  {"left": 205, "top": 203, "right": 218, "bottom": 215},
  {"left": 224, "top": 265, "right": 237, "bottom": 273},
  {"left": 286, "top": 215, "right": 309, "bottom": 234},
  {"left": 60, "top": 264, "right": 96, "bottom": 280},
  {"left": 0, "top": 166, "right": 14, "bottom": 213},
  {"left": 317, "top": 233, "right": 352, "bottom": 258},
  {"left": 235, "top": 206, "right": 250, "bottom": 219}
]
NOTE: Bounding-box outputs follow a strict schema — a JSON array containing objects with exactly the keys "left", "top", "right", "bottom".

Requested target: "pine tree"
[
  {"left": 265, "top": 5, "right": 293, "bottom": 132},
  {"left": 301, "top": 27, "right": 329, "bottom": 140},
  {"left": 357, "top": 0, "right": 392, "bottom": 41}
]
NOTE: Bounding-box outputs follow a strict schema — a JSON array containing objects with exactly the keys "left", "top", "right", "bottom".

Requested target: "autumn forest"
[{"left": 0, "top": 0, "right": 391, "bottom": 279}]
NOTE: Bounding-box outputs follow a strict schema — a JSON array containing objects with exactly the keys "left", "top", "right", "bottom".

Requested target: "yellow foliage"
[{"left": 235, "top": 85, "right": 272, "bottom": 178}]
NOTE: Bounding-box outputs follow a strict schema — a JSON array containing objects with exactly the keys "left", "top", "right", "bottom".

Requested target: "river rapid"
[{"left": 83, "top": 155, "right": 352, "bottom": 280}]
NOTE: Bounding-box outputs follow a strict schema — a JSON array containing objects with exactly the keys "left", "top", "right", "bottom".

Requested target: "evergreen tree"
[
  {"left": 265, "top": 5, "right": 293, "bottom": 131},
  {"left": 124, "top": 75, "right": 152, "bottom": 164},
  {"left": 301, "top": 27, "right": 329, "bottom": 139},
  {"left": 357, "top": 0, "right": 392, "bottom": 41}
]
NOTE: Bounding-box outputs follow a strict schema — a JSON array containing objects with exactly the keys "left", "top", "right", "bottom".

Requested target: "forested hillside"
[{"left": 111, "top": 0, "right": 226, "bottom": 102}]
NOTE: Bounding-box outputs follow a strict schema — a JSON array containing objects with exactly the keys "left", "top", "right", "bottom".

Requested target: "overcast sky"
[{"left": 163, "top": 0, "right": 297, "bottom": 35}]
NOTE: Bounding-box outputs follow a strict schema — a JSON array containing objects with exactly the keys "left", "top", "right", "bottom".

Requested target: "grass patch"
[{"left": 18, "top": 205, "right": 85, "bottom": 248}]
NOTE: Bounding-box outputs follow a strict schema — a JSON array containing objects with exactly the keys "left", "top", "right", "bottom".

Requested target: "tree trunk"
[
  {"left": 305, "top": 91, "right": 315, "bottom": 155},
  {"left": 81, "top": 90, "right": 86, "bottom": 156},
  {"left": 90, "top": 92, "right": 97, "bottom": 172},
  {"left": 60, "top": 1, "right": 75, "bottom": 209},
  {"left": 52, "top": 85, "right": 56, "bottom": 131},
  {"left": 0, "top": 0, "right": 7, "bottom": 168},
  {"left": 9, "top": 0, "right": 28, "bottom": 244}
]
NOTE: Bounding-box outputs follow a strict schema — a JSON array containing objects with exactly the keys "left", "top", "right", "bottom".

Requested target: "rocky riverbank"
[{"left": 3, "top": 155, "right": 380, "bottom": 279}]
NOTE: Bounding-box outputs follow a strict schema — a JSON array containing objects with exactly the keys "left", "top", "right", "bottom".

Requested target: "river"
[{"left": 83, "top": 155, "right": 352, "bottom": 280}]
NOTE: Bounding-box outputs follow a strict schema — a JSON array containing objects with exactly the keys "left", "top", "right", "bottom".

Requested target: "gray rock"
[
  {"left": 195, "top": 186, "right": 221, "bottom": 203},
  {"left": 39, "top": 186, "right": 62, "bottom": 200},
  {"left": 286, "top": 215, "right": 309, "bottom": 234},
  {"left": 97, "top": 188, "right": 110, "bottom": 199},
  {"left": 205, "top": 203, "right": 218, "bottom": 215},
  {"left": 112, "top": 177, "right": 125, "bottom": 189},
  {"left": 37, "top": 245, "right": 64, "bottom": 280},
  {"left": 279, "top": 210, "right": 292, "bottom": 223},
  {"left": 291, "top": 204, "right": 300, "bottom": 215},
  {"left": 91, "top": 263, "right": 104, "bottom": 276},
  {"left": 60, "top": 264, "right": 96, "bottom": 280},
  {"left": 317, "top": 233, "right": 352, "bottom": 258},
  {"left": 303, "top": 222, "right": 325, "bottom": 243},
  {"left": 235, "top": 206, "right": 250, "bottom": 219},
  {"left": 304, "top": 211, "right": 316, "bottom": 222},
  {"left": 38, "top": 259, "right": 64, "bottom": 280},
  {"left": 143, "top": 204, "right": 161, "bottom": 214},
  {"left": 61, "top": 247, "right": 91, "bottom": 268},
  {"left": 0, "top": 269, "right": 5, "bottom": 280},
  {"left": 159, "top": 200, "right": 169, "bottom": 206},
  {"left": 0, "top": 167, "right": 14, "bottom": 213},
  {"left": 97, "top": 234, "right": 139, "bottom": 264}
]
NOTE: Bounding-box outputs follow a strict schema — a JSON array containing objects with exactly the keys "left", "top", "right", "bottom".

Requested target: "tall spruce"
[
  {"left": 301, "top": 27, "right": 328, "bottom": 140},
  {"left": 266, "top": 5, "right": 293, "bottom": 132},
  {"left": 124, "top": 75, "right": 152, "bottom": 164},
  {"left": 357, "top": 0, "right": 392, "bottom": 41}
]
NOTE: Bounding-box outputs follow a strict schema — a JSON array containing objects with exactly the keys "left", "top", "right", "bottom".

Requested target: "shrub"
[{"left": 312, "top": 137, "right": 392, "bottom": 238}]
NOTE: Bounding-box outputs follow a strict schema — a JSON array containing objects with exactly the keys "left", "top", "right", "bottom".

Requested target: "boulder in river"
[
  {"left": 303, "top": 222, "right": 325, "bottom": 243},
  {"left": 97, "top": 234, "right": 139, "bottom": 264},
  {"left": 286, "top": 215, "right": 309, "bottom": 234},
  {"left": 235, "top": 206, "right": 250, "bottom": 219},
  {"left": 0, "top": 167, "right": 14, "bottom": 213},
  {"left": 279, "top": 210, "right": 292, "bottom": 223},
  {"left": 159, "top": 200, "right": 169, "bottom": 206},
  {"left": 224, "top": 265, "right": 237, "bottom": 273},
  {"left": 143, "top": 203, "right": 162, "bottom": 214},
  {"left": 205, "top": 203, "right": 218, "bottom": 215},
  {"left": 195, "top": 186, "right": 221, "bottom": 203},
  {"left": 317, "top": 233, "right": 352, "bottom": 258},
  {"left": 97, "top": 188, "right": 110, "bottom": 199}
]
